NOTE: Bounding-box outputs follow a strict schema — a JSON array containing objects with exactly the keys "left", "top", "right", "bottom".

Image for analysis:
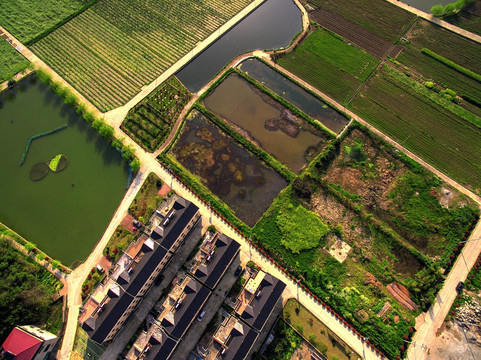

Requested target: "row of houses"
[{"left": 79, "top": 197, "right": 200, "bottom": 344}]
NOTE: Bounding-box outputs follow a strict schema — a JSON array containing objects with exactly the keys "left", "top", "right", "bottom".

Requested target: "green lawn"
[
  {"left": 0, "top": 39, "right": 29, "bottom": 82},
  {"left": 0, "top": 0, "right": 90, "bottom": 44},
  {"left": 277, "top": 28, "right": 378, "bottom": 103},
  {"left": 350, "top": 65, "right": 481, "bottom": 193},
  {"left": 307, "top": 0, "right": 415, "bottom": 41}
]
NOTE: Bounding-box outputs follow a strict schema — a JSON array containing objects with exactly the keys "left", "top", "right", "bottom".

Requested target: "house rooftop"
[
  {"left": 212, "top": 316, "right": 258, "bottom": 360},
  {"left": 1, "top": 327, "right": 42, "bottom": 360},
  {"left": 150, "top": 198, "right": 199, "bottom": 252},
  {"left": 237, "top": 273, "right": 285, "bottom": 331},
  {"left": 81, "top": 280, "right": 134, "bottom": 344},
  {"left": 158, "top": 275, "right": 211, "bottom": 340},
  {"left": 190, "top": 233, "right": 240, "bottom": 289},
  {"left": 116, "top": 238, "right": 168, "bottom": 297}
]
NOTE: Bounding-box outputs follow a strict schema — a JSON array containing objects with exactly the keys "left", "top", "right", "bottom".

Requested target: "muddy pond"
[
  {"left": 0, "top": 77, "right": 129, "bottom": 267},
  {"left": 238, "top": 58, "right": 349, "bottom": 133},
  {"left": 170, "top": 110, "right": 287, "bottom": 227},
  {"left": 204, "top": 74, "right": 329, "bottom": 173}
]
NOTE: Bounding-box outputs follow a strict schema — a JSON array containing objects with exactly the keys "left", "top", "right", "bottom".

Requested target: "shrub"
[
  {"left": 130, "top": 157, "right": 141, "bottom": 173},
  {"left": 24, "top": 242, "right": 36, "bottom": 252},
  {"left": 36, "top": 253, "right": 46, "bottom": 261},
  {"left": 424, "top": 81, "right": 434, "bottom": 89}
]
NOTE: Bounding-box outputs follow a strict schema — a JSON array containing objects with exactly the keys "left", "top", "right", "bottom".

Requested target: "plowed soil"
[{"left": 309, "top": 8, "right": 396, "bottom": 58}]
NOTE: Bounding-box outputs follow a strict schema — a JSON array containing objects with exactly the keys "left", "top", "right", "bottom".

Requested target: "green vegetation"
[
  {"left": 0, "top": 240, "right": 63, "bottom": 342},
  {"left": 103, "top": 226, "right": 135, "bottom": 263},
  {"left": 121, "top": 76, "right": 191, "bottom": 152},
  {"left": 81, "top": 266, "right": 105, "bottom": 300},
  {"left": 30, "top": 0, "right": 254, "bottom": 111},
  {"left": 259, "top": 320, "right": 302, "bottom": 360},
  {"left": 277, "top": 202, "right": 329, "bottom": 253},
  {"left": 128, "top": 173, "right": 163, "bottom": 219},
  {"left": 307, "top": 0, "right": 416, "bottom": 41},
  {"left": 0, "top": 39, "right": 29, "bottom": 83},
  {"left": 350, "top": 65, "right": 481, "bottom": 193},
  {"left": 466, "top": 253, "right": 481, "bottom": 291},
  {"left": 431, "top": 0, "right": 472, "bottom": 17},
  {"left": 283, "top": 299, "right": 358, "bottom": 359},
  {"left": 421, "top": 48, "right": 481, "bottom": 83},
  {"left": 277, "top": 28, "right": 378, "bottom": 103},
  {"left": 0, "top": 0, "right": 91, "bottom": 44}
]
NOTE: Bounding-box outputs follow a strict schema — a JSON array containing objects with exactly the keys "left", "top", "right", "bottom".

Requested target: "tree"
[
  {"left": 99, "top": 123, "right": 114, "bottom": 140},
  {"left": 430, "top": 4, "right": 444, "bottom": 16},
  {"left": 122, "top": 145, "right": 134, "bottom": 161},
  {"left": 51, "top": 260, "right": 61, "bottom": 269},
  {"left": 24, "top": 242, "right": 36, "bottom": 252},
  {"left": 130, "top": 157, "right": 141, "bottom": 173}
]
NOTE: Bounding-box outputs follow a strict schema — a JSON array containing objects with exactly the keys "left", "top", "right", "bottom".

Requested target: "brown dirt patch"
[
  {"left": 120, "top": 214, "right": 134, "bottom": 231},
  {"left": 157, "top": 183, "right": 171, "bottom": 197},
  {"left": 309, "top": 8, "right": 394, "bottom": 58}
]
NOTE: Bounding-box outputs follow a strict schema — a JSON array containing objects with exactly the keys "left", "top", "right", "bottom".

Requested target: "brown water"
[
  {"left": 204, "top": 74, "right": 328, "bottom": 173},
  {"left": 171, "top": 110, "right": 287, "bottom": 227}
]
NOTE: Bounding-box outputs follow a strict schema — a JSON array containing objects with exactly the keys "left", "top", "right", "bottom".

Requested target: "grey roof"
[
  {"left": 144, "top": 328, "right": 178, "bottom": 360},
  {"left": 222, "top": 322, "right": 258, "bottom": 360},
  {"left": 117, "top": 241, "right": 168, "bottom": 297},
  {"left": 82, "top": 286, "right": 135, "bottom": 344},
  {"left": 193, "top": 234, "right": 240, "bottom": 289},
  {"left": 240, "top": 274, "right": 286, "bottom": 331},
  {"left": 160, "top": 278, "right": 211, "bottom": 339},
  {"left": 151, "top": 198, "right": 199, "bottom": 252}
]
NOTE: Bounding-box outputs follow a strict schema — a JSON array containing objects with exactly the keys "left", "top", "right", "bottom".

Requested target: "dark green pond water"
[
  {"left": 239, "top": 58, "right": 349, "bottom": 133},
  {"left": 171, "top": 110, "right": 287, "bottom": 227},
  {"left": 0, "top": 78, "right": 129, "bottom": 267}
]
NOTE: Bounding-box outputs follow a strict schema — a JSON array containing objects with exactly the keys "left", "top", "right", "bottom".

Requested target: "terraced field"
[
  {"left": 307, "top": 0, "right": 415, "bottom": 41},
  {"left": 277, "top": 28, "right": 378, "bottom": 104},
  {"left": 31, "top": 0, "right": 253, "bottom": 112},
  {"left": 350, "top": 65, "right": 481, "bottom": 193}
]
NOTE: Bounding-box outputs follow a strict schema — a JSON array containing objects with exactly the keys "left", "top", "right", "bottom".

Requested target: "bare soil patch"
[{"left": 309, "top": 8, "right": 394, "bottom": 58}]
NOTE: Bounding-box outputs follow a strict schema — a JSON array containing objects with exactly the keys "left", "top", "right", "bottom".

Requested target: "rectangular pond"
[
  {"left": 170, "top": 110, "right": 287, "bottom": 227},
  {"left": 204, "top": 73, "right": 329, "bottom": 173},
  {"left": 238, "top": 58, "right": 349, "bottom": 133},
  {"left": 0, "top": 77, "right": 129, "bottom": 267}
]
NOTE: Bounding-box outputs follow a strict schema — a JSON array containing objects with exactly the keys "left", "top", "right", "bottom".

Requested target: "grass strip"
[{"left": 421, "top": 47, "right": 481, "bottom": 84}]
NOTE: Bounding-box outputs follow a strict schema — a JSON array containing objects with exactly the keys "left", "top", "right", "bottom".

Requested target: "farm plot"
[
  {"left": 405, "top": 19, "right": 481, "bottom": 73},
  {"left": 0, "top": 38, "right": 29, "bottom": 83},
  {"left": 445, "top": 0, "right": 481, "bottom": 36},
  {"left": 309, "top": 8, "right": 394, "bottom": 58},
  {"left": 0, "top": 0, "right": 89, "bottom": 44},
  {"left": 121, "top": 76, "right": 191, "bottom": 152},
  {"left": 30, "top": 0, "right": 254, "bottom": 112},
  {"left": 277, "top": 28, "right": 378, "bottom": 104},
  {"left": 350, "top": 65, "right": 481, "bottom": 193},
  {"left": 306, "top": 0, "right": 415, "bottom": 41}
]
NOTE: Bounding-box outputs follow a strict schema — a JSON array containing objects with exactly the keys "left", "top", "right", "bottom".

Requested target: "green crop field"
[
  {"left": 121, "top": 76, "right": 191, "bottom": 152},
  {"left": 0, "top": 39, "right": 29, "bottom": 82},
  {"left": 350, "top": 65, "right": 481, "bottom": 193},
  {"left": 307, "top": 0, "right": 415, "bottom": 41},
  {"left": 0, "top": 0, "right": 90, "bottom": 44},
  {"left": 30, "top": 0, "right": 254, "bottom": 112},
  {"left": 277, "top": 28, "right": 378, "bottom": 103},
  {"left": 406, "top": 19, "right": 481, "bottom": 73},
  {"left": 396, "top": 46, "right": 481, "bottom": 107}
]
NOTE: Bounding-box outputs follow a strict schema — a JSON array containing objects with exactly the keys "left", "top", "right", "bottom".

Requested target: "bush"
[
  {"left": 424, "top": 81, "right": 434, "bottom": 89},
  {"left": 130, "top": 157, "right": 141, "bottom": 173},
  {"left": 36, "top": 253, "right": 46, "bottom": 261},
  {"left": 24, "top": 242, "right": 36, "bottom": 252}
]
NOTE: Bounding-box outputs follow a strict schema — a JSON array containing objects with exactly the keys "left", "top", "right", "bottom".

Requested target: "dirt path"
[
  {"left": 408, "top": 221, "right": 481, "bottom": 360},
  {"left": 386, "top": 0, "right": 481, "bottom": 44}
]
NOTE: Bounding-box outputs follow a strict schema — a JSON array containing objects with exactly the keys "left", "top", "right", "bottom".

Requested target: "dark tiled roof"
[
  {"left": 82, "top": 286, "right": 135, "bottom": 344},
  {"left": 161, "top": 278, "right": 211, "bottom": 339},
  {"left": 194, "top": 234, "right": 240, "bottom": 289},
  {"left": 240, "top": 274, "right": 286, "bottom": 331},
  {"left": 117, "top": 241, "right": 168, "bottom": 297},
  {"left": 152, "top": 199, "right": 199, "bottom": 252},
  {"left": 222, "top": 323, "right": 258, "bottom": 360},
  {"left": 144, "top": 328, "right": 178, "bottom": 360}
]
